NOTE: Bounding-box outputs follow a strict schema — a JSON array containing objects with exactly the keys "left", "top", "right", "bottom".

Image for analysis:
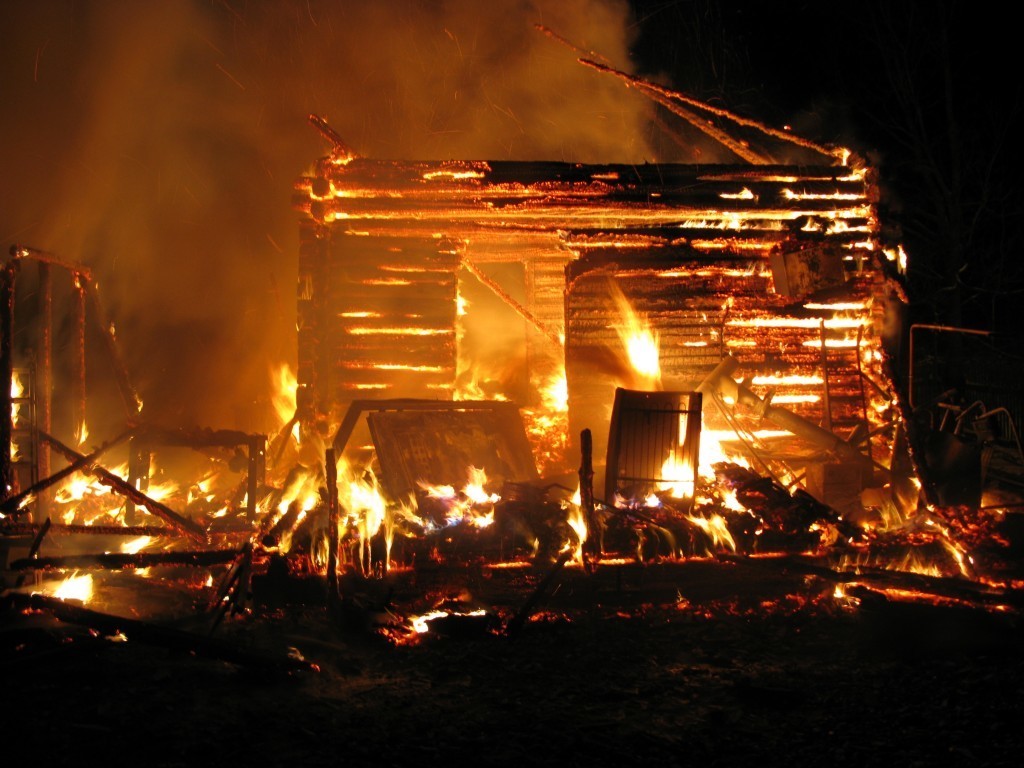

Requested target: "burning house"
[
  {"left": 0, "top": 48, "right": 1020, "bottom": 668},
  {"left": 293, "top": 112, "right": 906, "bottom": 531}
]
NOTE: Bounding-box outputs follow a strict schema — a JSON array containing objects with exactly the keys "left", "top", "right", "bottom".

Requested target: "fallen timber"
[
  {"left": 2, "top": 591, "right": 316, "bottom": 673},
  {"left": 40, "top": 431, "right": 208, "bottom": 544},
  {"left": 0, "top": 430, "right": 133, "bottom": 516},
  {"left": 8, "top": 549, "right": 240, "bottom": 572}
]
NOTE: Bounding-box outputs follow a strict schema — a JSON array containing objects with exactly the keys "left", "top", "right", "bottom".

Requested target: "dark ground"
[{"left": 4, "top": 557, "right": 1022, "bottom": 767}]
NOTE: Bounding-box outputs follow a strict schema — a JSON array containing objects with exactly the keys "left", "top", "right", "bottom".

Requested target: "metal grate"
[{"left": 605, "top": 389, "right": 702, "bottom": 510}]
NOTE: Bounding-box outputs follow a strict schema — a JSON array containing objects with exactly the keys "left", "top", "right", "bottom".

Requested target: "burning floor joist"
[{"left": 2, "top": 102, "right": 1023, "bottom": 669}]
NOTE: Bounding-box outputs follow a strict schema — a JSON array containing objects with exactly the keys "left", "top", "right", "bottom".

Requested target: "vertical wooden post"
[
  {"left": 247, "top": 435, "right": 265, "bottom": 523},
  {"left": 73, "top": 273, "right": 87, "bottom": 442},
  {"left": 37, "top": 263, "right": 52, "bottom": 523},
  {"left": 578, "top": 428, "right": 599, "bottom": 573},
  {"left": 325, "top": 447, "right": 340, "bottom": 604},
  {"left": 0, "top": 260, "right": 21, "bottom": 502}
]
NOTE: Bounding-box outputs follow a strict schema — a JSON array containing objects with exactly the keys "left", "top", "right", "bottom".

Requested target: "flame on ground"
[{"left": 46, "top": 572, "right": 94, "bottom": 603}]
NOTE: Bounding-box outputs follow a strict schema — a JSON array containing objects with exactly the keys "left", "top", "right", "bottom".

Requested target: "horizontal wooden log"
[
  {"left": 0, "top": 523, "right": 181, "bottom": 537},
  {"left": 9, "top": 549, "right": 240, "bottom": 572},
  {"left": 2, "top": 591, "right": 317, "bottom": 672}
]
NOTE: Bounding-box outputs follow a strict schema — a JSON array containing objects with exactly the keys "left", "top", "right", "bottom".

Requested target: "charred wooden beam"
[
  {"left": 74, "top": 273, "right": 87, "bottom": 435},
  {"left": 577, "top": 59, "right": 841, "bottom": 162},
  {"left": 505, "top": 548, "right": 574, "bottom": 639},
  {"left": 716, "top": 553, "right": 1023, "bottom": 611},
  {"left": 2, "top": 591, "right": 317, "bottom": 672},
  {"left": 0, "top": 259, "right": 20, "bottom": 501},
  {"left": 0, "top": 522, "right": 181, "bottom": 537},
  {"left": 37, "top": 262, "right": 52, "bottom": 523},
  {"left": 9, "top": 548, "right": 239, "bottom": 572},
  {"left": 308, "top": 113, "right": 356, "bottom": 162}
]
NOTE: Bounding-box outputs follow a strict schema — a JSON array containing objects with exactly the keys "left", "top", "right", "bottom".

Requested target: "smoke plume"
[{"left": 0, "top": 0, "right": 656, "bottom": 435}]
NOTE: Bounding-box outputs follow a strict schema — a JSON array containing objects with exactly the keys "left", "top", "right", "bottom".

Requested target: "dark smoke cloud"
[{"left": 0, "top": 0, "right": 656, "bottom": 435}]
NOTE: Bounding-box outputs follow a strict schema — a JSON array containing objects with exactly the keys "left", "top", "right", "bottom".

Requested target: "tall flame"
[{"left": 610, "top": 284, "right": 660, "bottom": 389}]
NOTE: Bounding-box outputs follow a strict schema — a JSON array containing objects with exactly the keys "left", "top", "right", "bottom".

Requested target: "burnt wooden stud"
[
  {"left": 579, "top": 428, "right": 599, "bottom": 572},
  {"left": 0, "top": 259, "right": 21, "bottom": 501},
  {"left": 326, "top": 447, "right": 340, "bottom": 604}
]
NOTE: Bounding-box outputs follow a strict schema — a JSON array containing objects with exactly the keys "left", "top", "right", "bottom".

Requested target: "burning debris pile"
[{"left": 2, "top": 79, "right": 1023, "bottom": 665}]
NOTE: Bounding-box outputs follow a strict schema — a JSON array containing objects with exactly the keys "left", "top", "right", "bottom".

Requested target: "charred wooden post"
[
  {"left": 14, "top": 516, "right": 51, "bottom": 587},
  {"left": 37, "top": 262, "right": 52, "bottom": 523},
  {"left": 326, "top": 447, "right": 340, "bottom": 604},
  {"left": 125, "top": 437, "right": 150, "bottom": 527},
  {"left": 0, "top": 259, "right": 20, "bottom": 501},
  {"left": 247, "top": 434, "right": 265, "bottom": 522},
  {"left": 579, "top": 428, "right": 600, "bottom": 571},
  {"left": 73, "top": 272, "right": 87, "bottom": 435}
]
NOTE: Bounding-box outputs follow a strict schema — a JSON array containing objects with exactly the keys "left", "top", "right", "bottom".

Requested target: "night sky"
[{"left": 1, "top": 1, "right": 1019, "bottom": 433}]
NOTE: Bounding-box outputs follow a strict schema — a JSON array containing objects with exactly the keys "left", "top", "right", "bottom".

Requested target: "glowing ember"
[{"left": 408, "top": 608, "right": 486, "bottom": 634}]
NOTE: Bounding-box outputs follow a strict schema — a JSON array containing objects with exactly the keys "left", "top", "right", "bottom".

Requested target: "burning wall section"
[{"left": 293, "top": 159, "right": 901, "bottom": 498}]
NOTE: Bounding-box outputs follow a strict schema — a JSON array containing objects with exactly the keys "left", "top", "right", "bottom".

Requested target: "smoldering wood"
[
  {"left": 505, "top": 548, "right": 574, "bottom": 639},
  {"left": 2, "top": 591, "right": 316, "bottom": 672},
  {"left": 40, "top": 431, "right": 208, "bottom": 543},
  {"left": 308, "top": 112, "right": 356, "bottom": 162},
  {"left": 715, "top": 553, "right": 1023, "bottom": 611},
  {"left": 9, "top": 549, "right": 240, "bottom": 572}
]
